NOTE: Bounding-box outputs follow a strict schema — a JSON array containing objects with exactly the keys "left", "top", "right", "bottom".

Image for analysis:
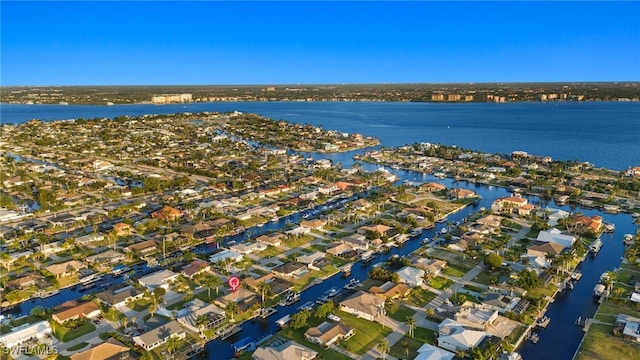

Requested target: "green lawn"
[
  {"left": 471, "top": 268, "right": 509, "bottom": 285},
  {"left": 429, "top": 276, "right": 454, "bottom": 290},
  {"left": 338, "top": 310, "right": 392, "bottom": 355},
  {"left": 575, "top": 323, "right": 640, "bottom": 360},
  {"left": 442, "top": 266, "right": 466, "bottom": 277},
  {"left": 405, "top": 287, "right": 438, "bottom": 307},
  {"left": 127, "top": 297, "right": 153, "bottom": 312},
  {"left": 389, "top": 327, "right": 437, "bottom": 359},
  {"left": 287, "top": 234, "right": 316, "bottom": 247},
  {"left": 66, "top": 342, "right": 89, "bottom": 351},
  {"left": 463, "top": 284, "right": 485, "bottom": 293},
  {"left": 257, "top": 246, "right": 285, "bottom": 258},
  {"left": 10, "top": 315, "right": 44, "bottom": 327},
  {"left": 292, "top": 265, "right": 338, "bottom": 291},
  {"left": 386, "top": 304, "right": 417, "bottom": 322},
  {"left": 51, "top": 321, "right": 96, "bottom": 342}
]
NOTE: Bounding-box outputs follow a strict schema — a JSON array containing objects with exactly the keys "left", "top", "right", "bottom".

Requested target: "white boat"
[
  {"left": 603, "top": 223, "right": 615, "bottom": 233},
  {"left": 409, "top": 228, "right": 423, "bottom": 237},
  {"left": 590, "top": 238, "right": 603, "bottom": 254},
  {"left": 344, "top": 278, "right": 361, "bottom": 290}
]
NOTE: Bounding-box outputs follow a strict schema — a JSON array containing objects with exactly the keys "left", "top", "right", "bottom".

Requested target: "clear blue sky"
[{"left": 2, "top": 1, "right": 639, "bottom": 85}]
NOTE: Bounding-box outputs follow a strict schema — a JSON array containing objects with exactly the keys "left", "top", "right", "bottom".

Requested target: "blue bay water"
[{"left": 1, "top": 101, "right": 639, "bottom": 170}]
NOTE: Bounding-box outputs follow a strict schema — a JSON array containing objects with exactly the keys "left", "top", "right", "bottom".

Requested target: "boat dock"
[{"left": 536, "top": 315, "right": 550, "bottom": 328}]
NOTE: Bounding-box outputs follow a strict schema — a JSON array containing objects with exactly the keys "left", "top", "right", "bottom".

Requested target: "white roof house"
[
  {"left": 0, "top": 321, "right": 52, "bottom": 348},
  {"left": 536, "top": 228, "right": 576, "bottom": 248},
  {"left": 415, "top": 343, "right": 455, "bottom": 360},
  {"left": 395, "top": 266, "right": 425, "bottom": 288},
  {"left": 437, "top": 319, "right": 487, "bottom": 353},
  {"left": 137, "top": 269, "right": 179, "bottom": 290},
  {"left": 546, "top": 208, "right": 570, "bottom": 226},
  {"left": 209, "top": 249, "right": 243, "bottom": 264}
]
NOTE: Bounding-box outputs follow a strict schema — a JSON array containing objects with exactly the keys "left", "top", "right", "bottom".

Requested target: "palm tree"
[
  {"left": 406, "top": 316, "right": 416, "bottom": 338},
  {"left": 377, "top": 339, "right": 389, "bottom": 360},
  {"left": 257, "top": 281, "right": 270, "bottom": 305},
  {"left": 226, "top": 302, "right": 238, "bottom": 322},
  {"left": 195, "top": 314, "right": 208, "bottom": 336},
  {"left": 165, "top": 335, "right": 183, "bottom": 355},
  {"left": 204, "top": 275, "right": 222, "bottom": 299},
  {"left": 148, "top": 303, "right": 157, "bottom": 318}
]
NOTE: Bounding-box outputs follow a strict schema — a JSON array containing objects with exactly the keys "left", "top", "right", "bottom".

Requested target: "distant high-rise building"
[
  {"left": 447, "top": 94, "right": 461, "bottom": 101},
  {"left": 431, "top": 93, "right": 445, "bottom": 101}
]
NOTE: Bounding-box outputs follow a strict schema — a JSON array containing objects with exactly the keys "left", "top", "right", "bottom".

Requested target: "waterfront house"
[
  {"left": 252, "top": 339, "right": 318, "bottom": 360},
  {"left": 45, "top": 260, "right": 85, "bottom": 277},
  {"left": 176, "top": 299, "right": 226, "bottom": 333},
  {"left": 490, "top": 196, "right": 528, "bottom": 214},
  {"left": 304, "top": 321, "right": 355, "bottom": 347},
  {"left": 132, "top": 320, "right": 186, "bottom": 351},
  {"left": 124, "top": 239, "right": 158, "bottom": 257},
  {"left": 181, "top": 259, "right": 211, "bottom": 279},
  {"left": 526, "top": 241, "right": 565, "bottom": 258},
  {"left": 448, "top": 188, "right": 476, "bottom": 200},
  {"left": 52, "top": 300, "right": 101, "bottom": 324},
  {"left": 369, "top": 281, "right": 411, "bottom": 299},
  {"left": 414, "top": 258, "right": 447, "bottom": 276},
  {"left": 437, "top": 319, "right": 487, "bottom": 353},
  {"left": 339, "top": 291, "right": 385, "bottom": 321},
  {"left": 481, "top": 293, "right": 521, "bottom": 314},
  {"left": 230, "top": 241, "right": 267, "bottom": 255},
  {"left": 454, "top": 304, "right": 499, "bottom": 330},
  {"left": 325, "top": 243, "right": 356, "bottom": 258},
  {"left": 95, "top": 284, "right": 145, "bottom": 308},
  {"left": 357, "top": 224, "right": 398, "bottom": 239},
  {"left": 300, "top": 219, "right": 326, "bottom": 230},
  {"left": 272, "top": 261, "right": 307, "bottom": 279},
  {"left": 137, "top": 269, "right": 179, "bottom": 291},
  {"left": 420, "top": 182, "right": 447, "bottom": 193},
  {"left": 181, "top": 222, "right": 214, "bottom": 240},
  {"left": 85, "top": 249, "right": 126, "bottom": 266},
  {"left": 209, "top": 249, "right": 243, "bottom": 264},
  {"left": 69, "top": 337, "right": 134, "bottom": 360},
  {"left": 536, "top": 228, "right": 576, "bottom": 248},
  {"left": 5, "top": 273, "right": 46, "bottom": 290},
  {"left": 215, "top": 288, "right": 259, "bottom": 313},
  {"left": 395, "top": 266, "right": 425, "bottom": 288},
  {"left": 340, "top": 234, "right": 369, "bottom": 251},
  {"left": 256, "top": 232, "right": 286, "bottom": 247}
]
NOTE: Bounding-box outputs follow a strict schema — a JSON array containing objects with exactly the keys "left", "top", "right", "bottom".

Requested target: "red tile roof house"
[
  {"left": 151, "top": 205, "right": 183, "bottom": 222},
  {"left": 112, "top": 222, "right": 132, "bottom": 237},
  {"left": 52, "top": 300, "right": 101, "bottom": 324},
  {"left": 490, "top": 196, "right": 528, "bottom": 214}
]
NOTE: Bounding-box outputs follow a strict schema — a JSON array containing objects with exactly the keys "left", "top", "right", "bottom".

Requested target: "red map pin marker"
[{"left": 228, "top": 276, "right": 241, "bottom": 293}]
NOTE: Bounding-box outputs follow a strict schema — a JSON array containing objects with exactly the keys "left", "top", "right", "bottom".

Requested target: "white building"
[
  {"left": 395, "top": 266, "right": 425, "bottom": 288},
  {"left": 137, "top": 270, "right": 179, "bottom": 291},
  {"left": 0, "top": 321, "right": 52, "bottom": 348},
  {"left": 536, "top": 228, "right": 576, "bottom": 248}
]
